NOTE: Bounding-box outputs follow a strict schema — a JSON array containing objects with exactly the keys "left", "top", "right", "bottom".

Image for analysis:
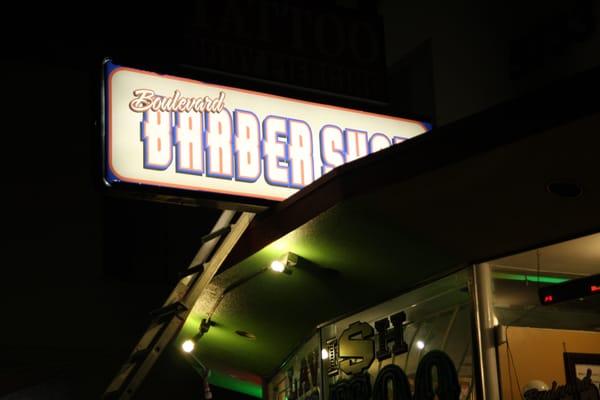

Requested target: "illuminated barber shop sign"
[{"left": 103, "top": 61, "right": 429, "bottom": 203}]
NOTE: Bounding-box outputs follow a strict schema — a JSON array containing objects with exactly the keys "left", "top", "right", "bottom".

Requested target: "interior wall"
[{"left": 497, "top": 326, "right": 600, "bottom": 400}]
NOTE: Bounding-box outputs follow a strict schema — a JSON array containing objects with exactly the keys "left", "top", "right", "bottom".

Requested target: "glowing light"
[
  {"left": 493, "top": 315, "right": 499, "bottom": 326},
  {"left": 416, "top": 340, "right": 425, "bottom": 350},
  {"left": 270, "top": 260, "right": 285, "bottom": 273},
  {"left": 544, "top": 295, "right": 553, "bottom": 303},
  {"left": 321, "top": 349, "right": 329, "bottom": 360},
  {"left": 182, "top": 339, "right": 195, "bottom": 353},
  {"left": 493, "top": 272, "right": 568, "bottom": 284}
]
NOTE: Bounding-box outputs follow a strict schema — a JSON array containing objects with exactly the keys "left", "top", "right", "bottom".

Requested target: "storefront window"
[
  {"left": 320, "top": 269, "right": 475, "bottom": 400},
  {"left": 490, "top": 234, "right": 600, "bottom": 400},
  {"left": 269, "top": 333, "right": 322, "bottom": 400}
]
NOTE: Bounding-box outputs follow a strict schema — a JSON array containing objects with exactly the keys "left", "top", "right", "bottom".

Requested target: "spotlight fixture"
[
  {"left": 182, "top": 339, "right": 195, "bottom": 353},
  {"left": 181, "top": 318, "right": 212, "bottom": 353},
  {"left": 270, "top": 260, "right": 285, "bottom": 273},
  {"left": 269, "top": 252, "right": 298, "bottom": 274}
]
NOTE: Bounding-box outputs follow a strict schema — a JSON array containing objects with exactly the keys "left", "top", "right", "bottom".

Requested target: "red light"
[
  {"left": 591, "top": 285, "right": 600, "bottom": 293},
  {"left": 544, "top": 295, "right": 554, "bottom": 303}
]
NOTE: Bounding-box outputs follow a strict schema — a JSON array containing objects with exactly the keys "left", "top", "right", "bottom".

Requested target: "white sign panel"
[{"left": 104, "top": 61, "right": 429, "bottom": 202}]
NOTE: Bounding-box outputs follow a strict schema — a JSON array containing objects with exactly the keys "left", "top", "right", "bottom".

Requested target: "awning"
[{"left": 181, "top": 66, "right": 600, "bottom": 391}]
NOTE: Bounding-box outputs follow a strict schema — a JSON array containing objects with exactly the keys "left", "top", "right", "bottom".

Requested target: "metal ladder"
[{"left": 104, "top": 210, "right": 255, "bottom": 399}]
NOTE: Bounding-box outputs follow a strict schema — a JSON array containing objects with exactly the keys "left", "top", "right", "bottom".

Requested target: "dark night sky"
[
  {"left": 1, "top": 0, "right": 598, "bottom": 398},
  {"left": 2, "top": 5, "right": 236, "bottom": 398}
]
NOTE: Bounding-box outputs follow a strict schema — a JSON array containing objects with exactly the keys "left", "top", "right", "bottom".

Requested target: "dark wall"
[
  {"left": 1, "top": 0, "right": 599, "bottom": 398},
  {"left": 0, "top": 60, "right": 219, "bottom": 396}
]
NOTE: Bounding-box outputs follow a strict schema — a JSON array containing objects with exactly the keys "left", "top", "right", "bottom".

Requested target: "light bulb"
[
  {"left": 416, "top": 340, "right": 425, "bottom": 350},
  {"left": 270, "top": 260, "right": 285, "bottom": 273},
  {"left": 182, "top": 339, "right": 195, "bottom": 353},
  {"left": 321, "top": 349, "right": 329, "bottom": 360}
]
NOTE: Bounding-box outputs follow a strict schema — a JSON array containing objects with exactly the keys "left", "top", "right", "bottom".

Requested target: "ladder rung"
[
  {"left": 149, "top": 301, "right": 187, "bottom": 320},
  {"left": 178, "top": 263, "right": 205, "bottom": 279},
  {"left": 103, "top": 390, "right": 119, "bottom": 399},
  {"left": 102, "top": 211, "right": 253, "bottom": 399},
  {"left": 130, "top": 348, "right": 151, "bottom": 363},
  {"left": 201, "top": 225, "right": 232, "bottom": 243}
]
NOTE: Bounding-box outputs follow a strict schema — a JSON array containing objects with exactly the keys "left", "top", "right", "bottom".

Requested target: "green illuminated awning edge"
[
  {"left": 208, "top": 369, "right": 262, "bottom": 398},
  {"left": 177, "top": 323, "right": 263, "bottom": 398}
]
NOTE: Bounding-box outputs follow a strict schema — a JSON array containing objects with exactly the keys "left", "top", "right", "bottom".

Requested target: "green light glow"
[
  {"left": 208, "top": 369, "right": 262, "bottom": 398},
  {"left": 493, "top": 272, "right": 569, "bottom": 284}
]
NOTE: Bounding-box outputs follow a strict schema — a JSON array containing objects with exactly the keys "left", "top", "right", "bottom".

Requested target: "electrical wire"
[
  {"left": 205, "top": 267, "right": 268, "bottom": 320},
  {"left": 506, "top": 336, "right": 514, "bottom": 400},
  {"left": 536, "top": 249, "right": 541, "bottom": 290},
  {"left": 465, "top": 381, "right": 474, "bottom": 400},
  {"left": 441, "top": 306, "right": 460, "bottom": 351},
  {"left": 506, "top": 254, "right": 542, "bottom": 326},
  {"left": 455, "top": 342, "right": 470, "bottom": 377},
  {"left": 505, "top": 327, "right": 524, "bottom": 400},
  {"left": 405, "top": 321, "right": 422, "bottom": 371}
]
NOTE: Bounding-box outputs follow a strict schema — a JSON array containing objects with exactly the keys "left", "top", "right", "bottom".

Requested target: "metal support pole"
[{"left": 470, "top": 263, "right": 501, "bottom": 400}]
